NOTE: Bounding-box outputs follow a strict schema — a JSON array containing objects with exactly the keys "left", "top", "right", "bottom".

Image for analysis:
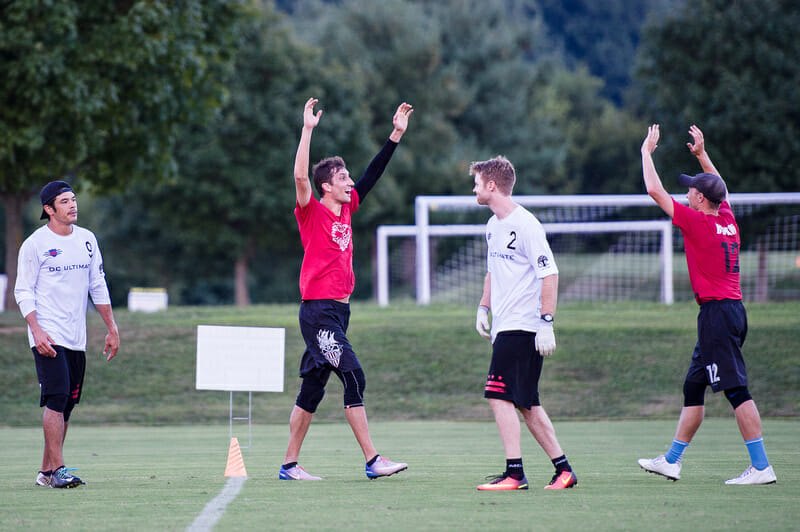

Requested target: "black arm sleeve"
[{"left": 354, "top": 138, "right": 398, "bottom": 202}]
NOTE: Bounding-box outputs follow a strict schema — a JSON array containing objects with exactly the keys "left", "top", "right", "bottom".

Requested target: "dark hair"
[
  {"left": 41, "top": 198, "right": 57, "bottom": 220},
  {"left": 312, "top": 156, "right": 346, "bottom": 197}
]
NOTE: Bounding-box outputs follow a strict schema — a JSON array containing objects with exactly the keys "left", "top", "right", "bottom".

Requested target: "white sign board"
[
  {"left": 128, "top": 288, "right": 168, "bottom": 312},
  {"left": 0, "top": 274, "right": 6, "bottom": 312},
  {"left": 195, "top": 325, "right": 285, "bottom": 392}
]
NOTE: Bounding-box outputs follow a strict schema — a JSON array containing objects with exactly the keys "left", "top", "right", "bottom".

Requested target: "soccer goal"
[{"left": 375, "top": 193, "right": 800, "bottom": 306}]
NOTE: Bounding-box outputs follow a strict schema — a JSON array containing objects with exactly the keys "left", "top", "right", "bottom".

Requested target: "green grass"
[
  {"left": 1, "top": 301, "right": 798, "bottom": 426},
  {"left": 0, "top": 420, "right": 798, "bottom": 531}
]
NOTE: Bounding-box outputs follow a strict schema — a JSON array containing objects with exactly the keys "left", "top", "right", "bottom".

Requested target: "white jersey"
[
  {"left": 486, "top": 205, "right": 558, "bottom": 341},
  {"left": 15, "top": 224, "right": 111, "bottom": 351}
]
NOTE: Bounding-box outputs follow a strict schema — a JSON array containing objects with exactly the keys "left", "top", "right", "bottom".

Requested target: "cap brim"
[
  {"left": 40, "top": 209, "right": 48, "bottom": 220},
  {"left": 678, "top": 174, "right": 695, "bottom": 187}
]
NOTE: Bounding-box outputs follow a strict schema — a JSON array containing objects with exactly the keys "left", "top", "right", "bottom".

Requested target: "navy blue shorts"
[
  {"left": 298, "top": 300, "right": 362, "bottom": 377},
  {"left": 685, "top": 299, "right": 748, "bottom": 393},
  {"left": 484, "top": 331, "right": 543, "bottom": 409},
  {"left": 32, "top": 346, "right": 85, "bottom": 408}
]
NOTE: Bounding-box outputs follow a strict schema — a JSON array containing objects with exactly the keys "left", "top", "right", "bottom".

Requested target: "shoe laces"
[
  {"left": 739, "top": 465, "right": 756, "bottom": 478},
  {"left": 484, "top": 472, "right": 513, "bottom": 483},
  {"left": 54, "top": 467, "right": 78, "bottom": 479}
]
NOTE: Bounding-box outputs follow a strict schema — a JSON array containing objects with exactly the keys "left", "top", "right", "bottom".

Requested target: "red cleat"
[
  {"left": 544, "top": 470, "right": 577, "bottom": 489},
  {"left": 477, "top": 473, "right": 528, "bottom": 491}
]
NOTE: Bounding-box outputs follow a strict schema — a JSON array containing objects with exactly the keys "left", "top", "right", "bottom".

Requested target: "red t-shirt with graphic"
[
  {"left": 672, "top": 199, "right": 742, "bottom": 304},
  {"left": 294, "top": 191, "right": 361, "bottom": 300}
]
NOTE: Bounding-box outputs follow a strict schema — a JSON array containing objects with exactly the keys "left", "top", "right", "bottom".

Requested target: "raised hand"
[
  {"left": 641, "top": 124, "right": 660, "bottom": 155},
  {"left": 303, "top": 97, "right": 322, "bottom": 129},
  {"left": 686, "top": 124, "right": 705, "bottom": 157},
  {"left": 392, "top": 102, "right": 414, "bottom": 137}
]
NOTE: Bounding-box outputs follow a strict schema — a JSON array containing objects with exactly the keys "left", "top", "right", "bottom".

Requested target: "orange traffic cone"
[{"left": 224, "top": 437, "right": 247, "bottom": 477}]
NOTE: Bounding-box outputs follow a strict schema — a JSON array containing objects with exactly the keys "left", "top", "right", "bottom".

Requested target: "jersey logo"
[
  {"left": 44, "top": 248, "right": 63, "bottom": 258},
  {"left": 716, "top": 223, "right": 737, "bottom": 236},
  {"left": 537, "top": 255, "right": 550, "bottom": 268},
  {"left": 316, "top": 329, "right": 342, "bottom": 367},
  {"left": 331, "top": 222, "right": 351, "bottom": 251},
  {"left": 85, "top": 241, "right": 93, "bottom": 258}
]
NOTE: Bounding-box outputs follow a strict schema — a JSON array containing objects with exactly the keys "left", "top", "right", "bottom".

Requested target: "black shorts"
[
  {"left": 32, "top": 346, "right": 86, "bottom": 407},
  {"left": 685, "top": 299, "right": 748, "bottom": 393},
  {"left": 298, "top": 300, "right": 362, "bottom": 377},
  {"left": 484, "top": 330, "right": 543, "bottom": 409}
]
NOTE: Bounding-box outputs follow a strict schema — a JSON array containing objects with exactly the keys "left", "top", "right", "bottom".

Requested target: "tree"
[
  {"left": 0, "top": 0, "right": 244, "bottom": 310},
  {"left": 633, "top": 0, "right": 800, "bottom": 191},
  {"left": 536, "top": 0, "right": 676, "bottom": 104},
  {"left": 92, "top": 1, "right": 374, "bottom": 305}
]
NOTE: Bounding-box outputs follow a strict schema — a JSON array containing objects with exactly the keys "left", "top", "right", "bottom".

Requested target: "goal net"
[{"left": 375, "top": 194, "right": 800, "bottom": 306}]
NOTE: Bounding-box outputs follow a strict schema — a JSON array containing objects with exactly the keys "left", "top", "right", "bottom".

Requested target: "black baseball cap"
[
  {"left": 40, "top": 180, "right": 74, "bottom": 220},
  {"left": 678, "top": 172, "right": 726, "bottom": 205}
]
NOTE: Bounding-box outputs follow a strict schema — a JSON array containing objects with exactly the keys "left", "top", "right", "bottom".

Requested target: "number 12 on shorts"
[{"left": 706, "top": 363, "right": 720, "bottom": 384}]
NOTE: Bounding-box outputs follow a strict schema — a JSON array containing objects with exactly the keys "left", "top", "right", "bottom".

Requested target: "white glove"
[
  {"left": 475, "top": 305, "right": 491, "bottom": 339},
  {"left": 535, "top": 321, "right": 556, "bottom": 356}
]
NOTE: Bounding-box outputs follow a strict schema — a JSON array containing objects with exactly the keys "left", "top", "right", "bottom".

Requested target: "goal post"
[
  {"left": 378, "top": 220, "right": 673, "bottom": 306},
  {"left": 375, "top": 193, "right": 800, "bottom": 306}
]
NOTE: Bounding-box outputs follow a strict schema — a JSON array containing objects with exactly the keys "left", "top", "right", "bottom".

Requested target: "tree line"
[{"left": 2, "top": 0, "right": 798, "bottom": 308}]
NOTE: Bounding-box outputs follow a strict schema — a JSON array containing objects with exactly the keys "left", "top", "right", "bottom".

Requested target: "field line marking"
[{"left": 186, "top": 476, "right": 246, "bottom": 532}]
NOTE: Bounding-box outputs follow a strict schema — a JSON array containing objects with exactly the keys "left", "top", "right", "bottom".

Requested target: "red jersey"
[
  {"left": 294, "top": 191, "right": 361, "bottom": 300},
  {"left": 672, "top": 199, "right": 742, "bottom": 304}
]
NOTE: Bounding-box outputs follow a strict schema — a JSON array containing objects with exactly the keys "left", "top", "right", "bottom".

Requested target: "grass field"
[
  {"left": 1, "top": 301, "right": 798, "bottom": 425},
  {"left": 1, "top": 301, "right": 797, "bottom": 530},
  {"left": 1, "top": 420, "right": 798, "bottom": 531}
]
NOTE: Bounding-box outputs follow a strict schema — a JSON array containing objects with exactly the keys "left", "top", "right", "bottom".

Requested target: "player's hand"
[
  {"left": 303, "top": 97, "right": 322, "bottom": 130},
  {"left": 535, "top": 321, "right": 556, "bottom": 356},
  {"left": 641, "top": 124, "right": 659, "bottom": 155},
  {"left": 475, "top": 305, "right": 491, "bottom": 340},
  {"left": 686, "top": 124, "right": 705, "bottom": 157},
  {"left": 32, "top": 328, "right": 57, "bottom": 357},
  {"left": 104, "top": 325, "right": 120, "bottom": 361},
  {"left": 390, "top": 102, "right": 413, "bottom": 141}
]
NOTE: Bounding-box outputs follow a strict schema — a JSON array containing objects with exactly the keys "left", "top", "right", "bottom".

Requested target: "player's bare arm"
[
  {"left": 294, "top": 98, "right": 323, "bottom": 208},
  {"left": 540, "top": 274, "right": 558, "bottom": 317},
  {"left": 389, "top": 102, "right": 413, "bottom": 143},
  {"left": 24, "top": 311, "right": 57, "bottom": 357},
  {"left": 641, "top": 124, "right": 674, "bottom": 218},
  {"left": 475, "top": 273, "right": 491, "bottom": 339},
  {"left": 96, "top": 304, "right": 119, "bottom": 361},
  {"left": 687, "top": 125, "right": 728, "bottom": 201}
]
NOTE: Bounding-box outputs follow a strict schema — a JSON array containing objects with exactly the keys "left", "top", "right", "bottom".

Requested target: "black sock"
[
  {"left": 506, "top": 458, "right": 524, "bottom": 480},
  {"left": 282, "top": 461, "right": 298, "bottom": 470},
  {"left": 551, "top": 454, "right": 571, "bottom": 473},
  {"left": 41, "top": 470, "right": 52, "bottom": 476},
  {"left": 366, "top": 455, "right": 379, "bottom": 467}
]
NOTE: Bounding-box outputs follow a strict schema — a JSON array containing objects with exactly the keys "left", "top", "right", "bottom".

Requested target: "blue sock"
[
  {"left": 745, "top": 437, "right": 770, "bottom": 470},
  {"left": 665, "top": 439, "right": 689, "bottom": 464}
]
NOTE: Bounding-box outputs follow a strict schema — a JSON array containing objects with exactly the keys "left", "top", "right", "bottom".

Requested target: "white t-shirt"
[
  {"left": 486, "top": 205, "right": 558, "bottom": 341},
  {"left": 15, "top": 224, "right": 111, "bottom": 351}
]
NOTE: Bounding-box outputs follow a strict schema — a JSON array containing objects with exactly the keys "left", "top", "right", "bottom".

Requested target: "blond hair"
[{"left": 469, "top": 156, "right": 516, "bottom": 195}]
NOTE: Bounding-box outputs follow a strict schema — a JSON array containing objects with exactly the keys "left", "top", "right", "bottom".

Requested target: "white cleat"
[
  {"left": 279, "top": 464, "right": 322, "bottom": 480},
  {"left": 366, "top": 456, "right": 408, "bottom": 479},
  {"left": 637, "top": 454, "right": 681, "bottom": 481},
  {"left": 725, "top": 465, "right": 777, "bottom": 485}
]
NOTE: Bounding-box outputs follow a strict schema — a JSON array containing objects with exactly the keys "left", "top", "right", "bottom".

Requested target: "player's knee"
[
  {"left": 296, "top": 377, "right": 326, "bottom": 414},
  {"left": 683, "top": 380, "right": 706, "bottom": 407},
  {"left": 724, "top": 386, "right": 752, "bottom": 410},
  {"left": 342, "top": 368, "right": 366, "bottom": 408},
  {"left": 45, "top": 393, "right": 69, "bottom": 414}
]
